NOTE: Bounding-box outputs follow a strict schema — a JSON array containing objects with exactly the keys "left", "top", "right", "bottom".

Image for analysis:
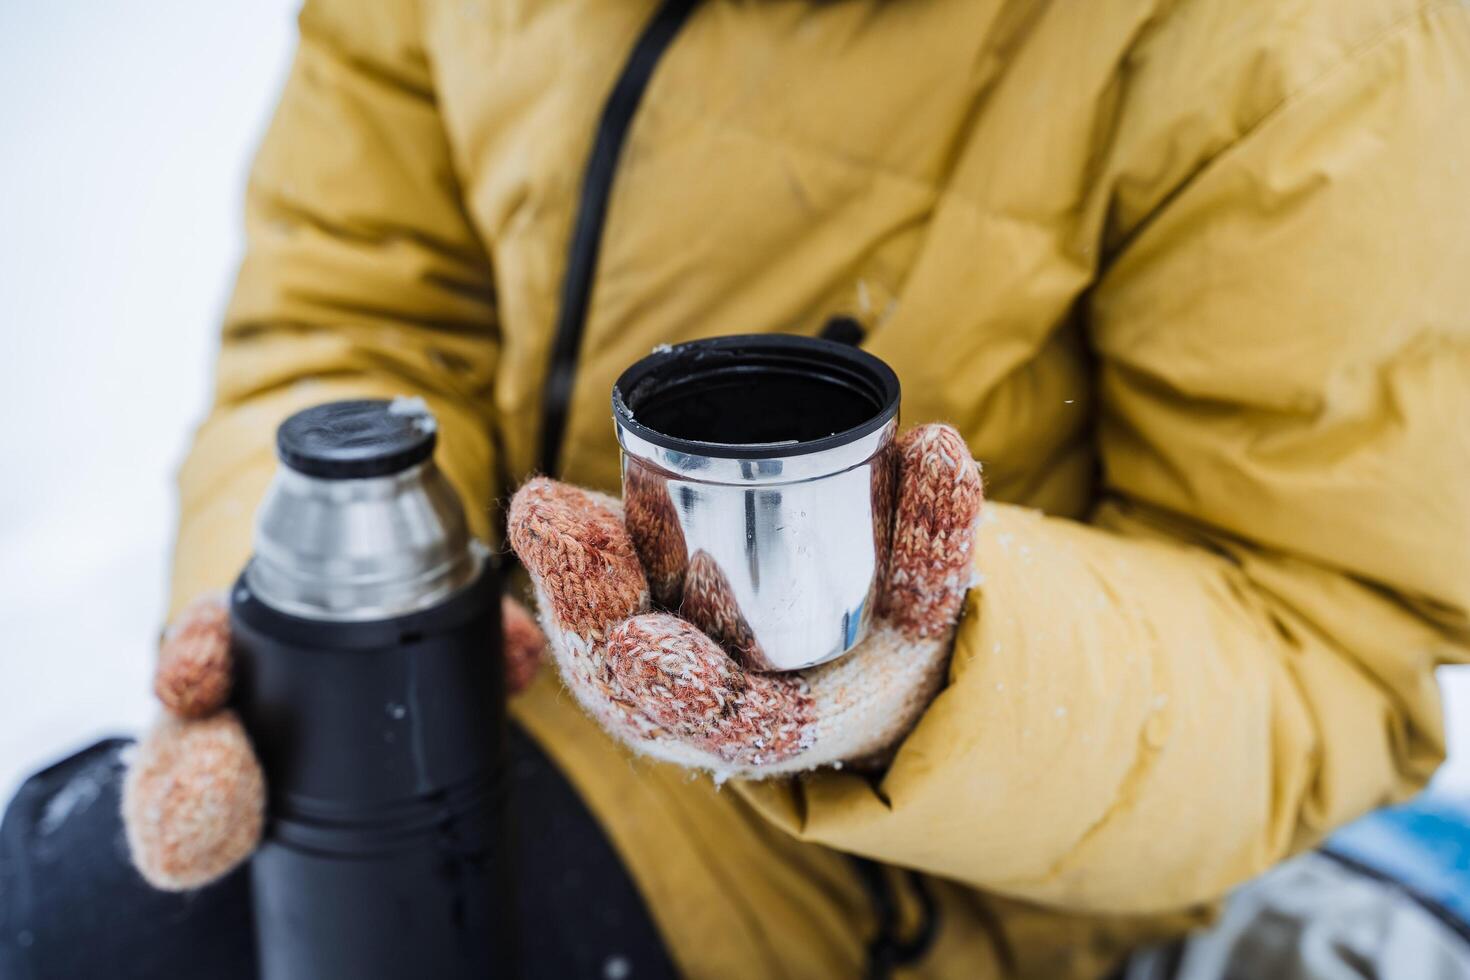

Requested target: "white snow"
[
  {"left": 37, "top": 766, "right": 104, "bottom": 836},
  {"left": 0, "top": 0, "right": 299, "bottom": 803},
  {"left": 387, "top": 394, "right": 438, "bottom": 434}
]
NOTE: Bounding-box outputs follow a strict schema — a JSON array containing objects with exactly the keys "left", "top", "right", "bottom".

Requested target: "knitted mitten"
[
  {"left": 508, "top": 424, "right": 983, "bottom": 780},
  {"left": 123, "top": 593, "right": 547, "bottom": 890}
]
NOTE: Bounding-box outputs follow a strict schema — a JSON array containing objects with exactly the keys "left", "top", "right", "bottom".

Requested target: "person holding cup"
[{"left": 6, "top": 0, "right": 1470, "bottom": 976}]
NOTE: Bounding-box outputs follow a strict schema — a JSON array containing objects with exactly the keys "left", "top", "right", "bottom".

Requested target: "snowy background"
[
  {"left": 0, "top": 1, "right": 1465, "bottom": 807},
  {"left": 0, "top": 0, "right": 299, "bottom": 802}
]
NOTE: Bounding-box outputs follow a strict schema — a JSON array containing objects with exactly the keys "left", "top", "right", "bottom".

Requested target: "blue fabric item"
[{"left": 1326, "top": 791, "right": 1470, "bottom": 928}]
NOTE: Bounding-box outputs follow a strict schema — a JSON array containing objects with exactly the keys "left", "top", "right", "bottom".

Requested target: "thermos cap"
[{"left": 277, "top": 398, "right": 437, "bottom": 479}]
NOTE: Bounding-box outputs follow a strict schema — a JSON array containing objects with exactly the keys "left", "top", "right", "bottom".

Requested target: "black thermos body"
[{"left": 228, "top": 399, "right": 513, "bottom": 979}]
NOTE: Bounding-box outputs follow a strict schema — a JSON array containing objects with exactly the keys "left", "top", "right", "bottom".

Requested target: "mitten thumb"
[{"left": 122, "top": 711, "right": 265, "bottom": 890}]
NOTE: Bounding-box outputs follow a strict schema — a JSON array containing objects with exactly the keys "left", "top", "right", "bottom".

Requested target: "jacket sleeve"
[
  {"left": 169, "top": 0, "right": 498, "bottom": 615},
  {"left": 741, "top": 5, "right": 1470, "bottom": 913}
]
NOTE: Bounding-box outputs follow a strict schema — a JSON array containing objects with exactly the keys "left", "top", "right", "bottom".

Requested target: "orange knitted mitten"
[{"left": 508, "top": 424, "right": 983, "bottom": 780}]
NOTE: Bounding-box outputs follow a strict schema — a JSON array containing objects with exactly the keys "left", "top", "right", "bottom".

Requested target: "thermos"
[{"left": 229, "top": 399, "right": 513, "bottom": 979}]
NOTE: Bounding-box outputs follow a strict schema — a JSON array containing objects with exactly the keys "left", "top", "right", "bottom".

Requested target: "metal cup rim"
[{"left": 611, "top": 333, "right": 900, "bottom": 461}]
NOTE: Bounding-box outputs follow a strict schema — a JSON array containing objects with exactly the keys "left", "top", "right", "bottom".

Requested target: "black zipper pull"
[{"left": 820, "top": 315, "right": 867, "bottom": 347}]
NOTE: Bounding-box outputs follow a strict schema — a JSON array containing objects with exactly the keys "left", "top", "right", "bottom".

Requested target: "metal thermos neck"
[{"left": 245, "top": 459, "right": 484, "bottom": 622}]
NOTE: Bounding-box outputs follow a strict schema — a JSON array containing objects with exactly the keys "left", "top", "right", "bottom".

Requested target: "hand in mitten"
[
  {"left": 508, "top": 424, "right": 983, "bottom": 779},
  {"left": 123, "top": 593, "right": 548, "bottom": 890}
]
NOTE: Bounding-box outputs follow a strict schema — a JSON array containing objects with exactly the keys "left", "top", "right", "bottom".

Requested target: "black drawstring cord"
[
  {"left": 852, "top": 857, "right": 940, "bottom": 978},
  {"left": 537, "top": 0, "right": 702, "bottom": 476}
]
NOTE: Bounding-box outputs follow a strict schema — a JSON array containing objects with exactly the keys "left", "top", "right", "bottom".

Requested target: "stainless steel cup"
[{"left": 613, "top": 335, "right": 900, "bottom": 672}]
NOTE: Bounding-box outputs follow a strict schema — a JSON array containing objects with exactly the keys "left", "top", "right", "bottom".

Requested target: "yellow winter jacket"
[{"left": 169, "top": 0, "right": 1470, "bottom": 975}]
